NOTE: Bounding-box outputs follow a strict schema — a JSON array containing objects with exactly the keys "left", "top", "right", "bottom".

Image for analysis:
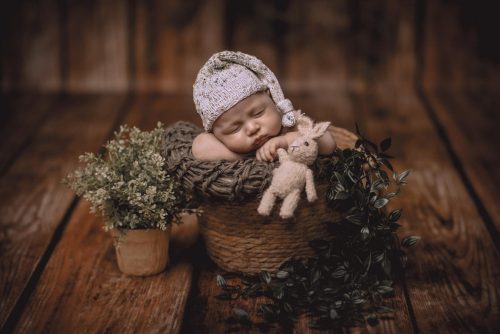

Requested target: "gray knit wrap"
[{"left": 193, "top": 50, "right": 296, "bottom": 132}]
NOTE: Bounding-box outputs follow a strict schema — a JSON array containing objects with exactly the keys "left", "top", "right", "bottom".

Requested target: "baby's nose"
[{"left": 246, "top": 122, "right": 260, "bottom": 135}]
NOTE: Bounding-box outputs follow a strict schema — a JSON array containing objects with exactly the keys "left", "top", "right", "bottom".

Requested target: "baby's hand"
[{"left": 256, "top": 136, "right": 288, "bottom": 162}]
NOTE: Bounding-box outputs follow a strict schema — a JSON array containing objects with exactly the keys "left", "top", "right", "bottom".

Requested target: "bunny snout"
[{"left": 287, "top": 136, "right": 319, "bottom": 165}]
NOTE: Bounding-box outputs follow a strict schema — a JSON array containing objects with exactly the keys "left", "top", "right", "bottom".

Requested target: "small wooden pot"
[{"left": 110, "top": 226, "right": 171, "bottom": 276}]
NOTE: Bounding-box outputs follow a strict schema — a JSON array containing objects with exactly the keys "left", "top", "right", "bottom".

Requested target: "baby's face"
[{"left": 212, "top": 90, "right": 282, "bottom": 154}]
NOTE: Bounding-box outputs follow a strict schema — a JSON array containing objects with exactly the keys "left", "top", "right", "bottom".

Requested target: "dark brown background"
[{"left": 1, "top": 0, "right": 499, "bottom": 333}]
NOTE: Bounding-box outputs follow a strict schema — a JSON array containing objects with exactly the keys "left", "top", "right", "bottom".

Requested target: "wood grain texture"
[
  {"left": 0, "top": 95, "right": 125, "bottom": 330},
  {"left": 121, "top": 93, "right": 201, "bottom": 129},
  {"left": 423, "top": 90, "right": 500, "bottom": 233},
  {"left": 284, "top": 0, "right": 350, "bottom": 92},
  {"left": 13, "top": 201, "right": 193, "bottom": 334},
  {"left": 226, "top": 0, "right": 280, "bottom": 80},
  {"left": 12, "top": 94, "right": 199, "bottom": 333},
  {"left": 1, "top": 0, "right": 62, "bottom": 91},
  {"left": 0, "top": 94, "right": 57, "bottom": 174},
  {"left": 421, "top": 0, "right": 500, "bottom": 92},
  {"left": 66, "top": 0, "right": 129, "bottom": 92},
  {"left": 420, "top": 0, "right": 500, "bottom": 233},
  {"left": 354, "top": 84, "right": 500, "bottom": 333},
  {"left": 284, "top": 0, "right": 415, "bottom": 93},
  {"left": 133, "top": 0, "right": 224, "bottom": 92}
]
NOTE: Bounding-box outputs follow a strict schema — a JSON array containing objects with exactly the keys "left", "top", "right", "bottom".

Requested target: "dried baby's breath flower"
[{"left": 64, "top": 122, "right": 195, "bottom": 230}]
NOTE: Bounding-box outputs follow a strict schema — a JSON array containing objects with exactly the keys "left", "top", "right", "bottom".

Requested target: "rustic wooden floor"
[
  {"left": 0, "top": 81, "right": 499, "bottom": 333},
  {"left": 1, "top": 0, "right": 500, "bottom": 332}
]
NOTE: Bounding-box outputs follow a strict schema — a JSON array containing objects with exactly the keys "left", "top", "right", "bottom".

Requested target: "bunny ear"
[
  {"left": 297, "top": 113, "right": 314, "bottom": 134},
  {"left": 310, "top": 121, "right": 331, "bottom": 139}
]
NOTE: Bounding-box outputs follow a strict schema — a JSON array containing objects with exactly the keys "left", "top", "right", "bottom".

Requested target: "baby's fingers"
[
  {"left": 263, "top": 145, "right": 274, "bottom": 161},
  {"left": 256, "top": 149, "right": 264, "bottom": 161},
  {"left": 269, "top": 143, "right": 278, "bottom": 158},
  {"left": 261, "top": 146, "right": 271, "bottom": 161}
]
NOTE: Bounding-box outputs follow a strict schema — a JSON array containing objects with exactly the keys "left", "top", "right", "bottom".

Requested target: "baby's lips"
[{"left": 253, "top": 136, "right": 268, "bottom": 147}]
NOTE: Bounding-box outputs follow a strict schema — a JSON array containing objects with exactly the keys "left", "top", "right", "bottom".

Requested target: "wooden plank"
[
  {"left": 1, "top": 0, "right": 62, "bottom": 91},
  {"left": 66, "top": 0, "right": 128, "bottom": 92},
  {"left": 121, "top": 93, "right": 201, "bottom": 128},
  {"left": 0, "top": 94, "right": 125, "bottom": 330},
  {"left": 12, "top": 94, "right": 197, "bottom": 333},
  {"left": 13, "top": 201, "right": 193, "bottom": 334},
  {"left": 0, "top": 94, "right": 57, "bottom": 174},
  {"left": 283, "top": 0, "right": 417, "bottom": 93},
  {"left": 420, "top": 0, "right": 500, "bottom": 233},
  {"left": 226, "top": 1, "right": 279, "bottom": 78},
  {"left": 133, "top": 0, "right": 224, "bottom": 92},
  {"left": 421, "top": 0, "right": 500, "bottom": 92},
  {"left": 284, "top": 0, "right": 351, "bottom": 92},
  {"left": 354, "top": 84, "right": 500, "bottom": 333},
  {"left": 423, "top": 90, "right": 500, "bottom": 233}
]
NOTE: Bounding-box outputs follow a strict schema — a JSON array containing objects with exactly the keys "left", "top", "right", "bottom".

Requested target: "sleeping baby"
[
  {"left": 191, "top": 50, "right": 336, "bottom": 161},
  {"left": 172, "top": 50, "right": 336, "bottom": 247}
]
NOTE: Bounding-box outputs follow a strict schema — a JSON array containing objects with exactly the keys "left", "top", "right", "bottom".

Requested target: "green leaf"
[
  {"left": 385, "top": 189, "right": 400, "bottom": 199},
  {"left": 334, "top": 191, "right": 350, "bottom": 200},
  {"left": 388, "top": 209, "right": 402, "bottom": 222},
  {"left": 346, "top": 214, "right": 363, "bottom": 225},
  {"left": 382, "top": 257, "right": 392, "bottom": 276},
  {"left": 332, "top": 267, "right": 346, "bottom": 279},
  {"left": 363, "top": 252, "right": 372, "bottom": 273},
  {"left": 380, "top": 137, "right": 392, "bottom": 152},
  {"left": 259, "top": 304, "right": 275, "bottom": 316},
  {"left": 371, "top": 179, "right": 386, "bottom": 192},
  {"left": 374, "top": 252, "right": 385, "bottom": 263},
  {"left": 400, "top": 254, "right": 408, "bottom": 268},
  {"left": 330, "top": 308, "right": 339, "bottom": 319},
  {"left": 376, "top": 285, "right": 394, "bottom": 295},
  {"left": 276, "top": 270, "right": 289, "bottom": 279},
  {"left": 397, "top": 169, "right": 411, "bottom": 184},
  {"left": 259, "top": 271, "right": 272, "bottom": 284},
  {"left": 361, "top": 226, "right": 370, "bottom": 240},
  {"left": 216, "top": 274, "right": 226, "bottom": 288},
  {"left": 334, "top": 171, "right": 346, "bottom": 185},
  {"left": 377, "top": 306, "right": 394, "bottom": 313},
  {"left": 353, "top": 298, "right": 366, "bottom": 305},
  {"left": 367, "top": 313, "right": 379, "bottom": 326},
  {"left": 374, "top": 198, "right": 389, "bottom": 209},
  {"left": 401, "top": 236, "right": 421, "bottom": 248},
  {"left": 233, "top": 306, "right": 250, "bottom": 320},
  {"left": 274, "top": 287, "right": 284, "bottom": 300}
]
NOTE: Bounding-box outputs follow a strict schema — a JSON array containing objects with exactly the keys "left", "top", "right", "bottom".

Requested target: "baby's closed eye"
[
  {"left": 253, "top": 109, "right": 264, "bottom": 117},
  {"left": 227, "top": 124, "right": 241, "bottom": 134}
]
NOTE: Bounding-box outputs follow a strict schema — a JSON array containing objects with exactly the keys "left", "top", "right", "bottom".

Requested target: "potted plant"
[{"left": 64, "top": 122, "right": 195, "bottom": 276}]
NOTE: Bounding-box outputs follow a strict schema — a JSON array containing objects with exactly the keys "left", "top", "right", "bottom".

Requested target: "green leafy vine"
[{"left": 216, "top": 126, "right": 420, "bottom": 331}]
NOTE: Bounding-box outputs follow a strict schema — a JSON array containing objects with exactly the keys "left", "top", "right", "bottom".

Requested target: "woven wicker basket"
[{"left": 164, "top": 122, "right": 357, "bottom": 274}]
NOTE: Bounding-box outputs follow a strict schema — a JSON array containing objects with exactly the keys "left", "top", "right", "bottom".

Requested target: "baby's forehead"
[
  {"left": 235, "top": 91, "right": 271, "bottom": 109},
  {"left": 216, "top": 92, "right": 274, "bottom": 123}
]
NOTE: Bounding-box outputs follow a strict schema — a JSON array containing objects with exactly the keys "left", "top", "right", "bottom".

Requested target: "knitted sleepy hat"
[{"left": 193, "top": 50, "right": 296, "bottom": 131}]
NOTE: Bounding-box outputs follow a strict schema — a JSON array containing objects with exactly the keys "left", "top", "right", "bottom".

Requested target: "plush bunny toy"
[{"left": 257, "top": 113, "right": 331, "bottom": 219}]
